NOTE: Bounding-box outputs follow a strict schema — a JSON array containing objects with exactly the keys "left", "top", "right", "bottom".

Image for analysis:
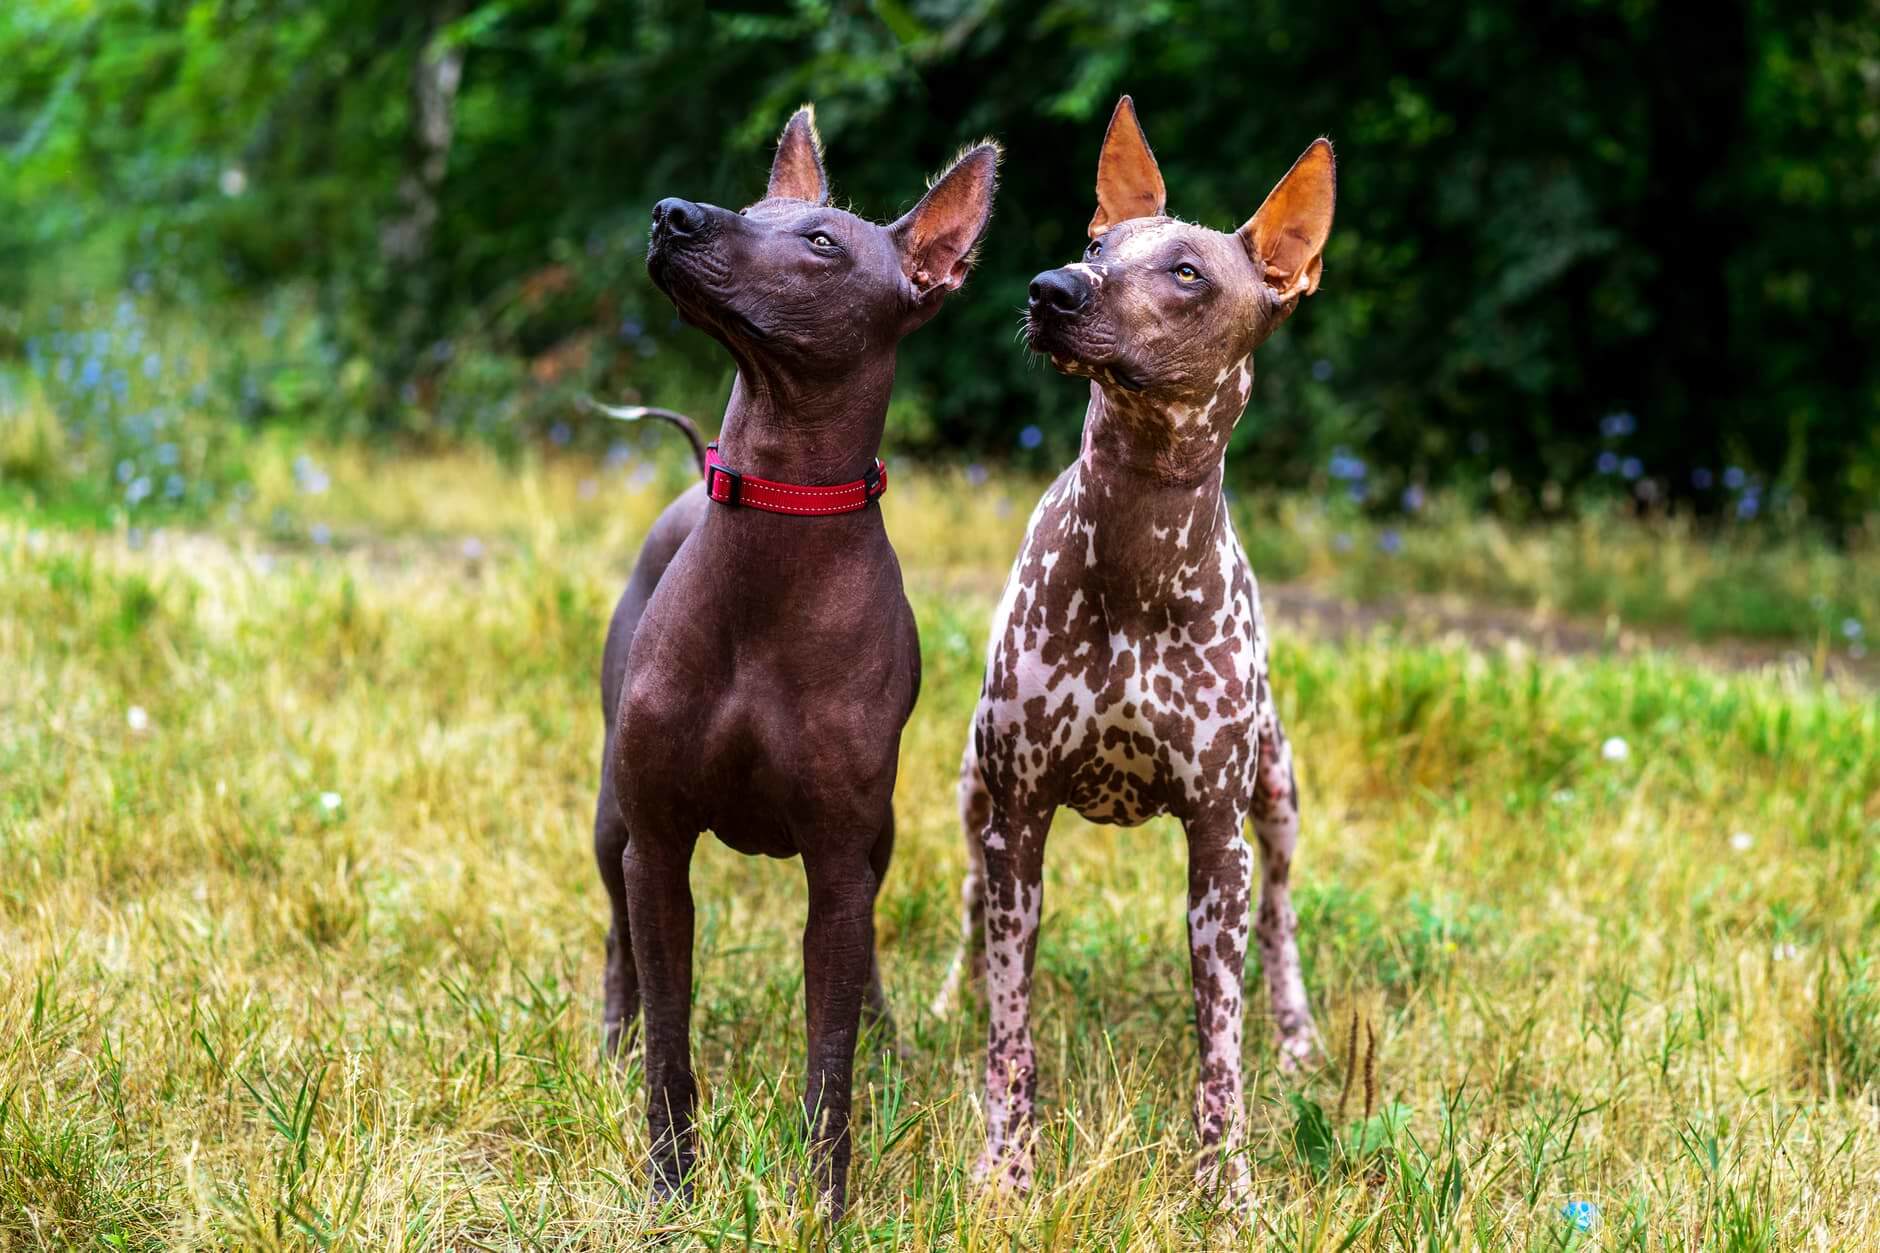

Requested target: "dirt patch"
[
  {"left": 1262, "top": 583, "right": 1872, "bottom": 685},
  {"left": 912, "top": 567, "right": 1871, "bottom": 689}
]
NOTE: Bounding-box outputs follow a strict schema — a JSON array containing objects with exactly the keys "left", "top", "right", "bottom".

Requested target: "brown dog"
[
  {"left": 934, "top": 96, "right": 1333, "bottom": 1204},
  {"left": 595, "top": 107, "right": 998, "bottom": 1215}
]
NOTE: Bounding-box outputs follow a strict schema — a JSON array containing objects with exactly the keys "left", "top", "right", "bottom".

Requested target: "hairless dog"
[
  {"left": 933, "top": 96, "right": 1334, "bottom": 1206},
  {"left": 596, "top": 107, "right": 998, "bottom": 1216}
]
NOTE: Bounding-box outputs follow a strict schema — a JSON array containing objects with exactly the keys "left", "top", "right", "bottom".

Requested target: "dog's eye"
[
  {"left": 1086, "top": 239, "right": 1103, "bottom": 258},
  {"left": 1174, "top": 264, "right": 1200, "bottom": 283},
  {"left": 809, "top": 232, "right": 836, "bottom": 249}
]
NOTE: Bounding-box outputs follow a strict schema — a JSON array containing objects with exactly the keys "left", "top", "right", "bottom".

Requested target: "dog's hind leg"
[
  {"left": 1252, "top": 711, "right": 1316, "bottom": 1072},
  {"left": 595, "top": 743, "right": 640, "bottom": 1065},
  {"left": 1184, "top": 809, "right": 1256, "bottom": 1207},
  {"left": 928, "top": 740, "right": 990, "bottom": 1018},
  {"left": 862, "top": 815, "right": 897, "bottom": 1049}
]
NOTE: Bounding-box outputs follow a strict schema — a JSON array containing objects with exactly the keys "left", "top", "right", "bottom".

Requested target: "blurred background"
[{"left": 1, "top": 0, "right": 1876, "bottom": 529}]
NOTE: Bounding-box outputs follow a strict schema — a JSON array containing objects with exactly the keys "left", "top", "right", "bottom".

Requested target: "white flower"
[
  {"left": 1729, "top": 831, "right": 1754, "bottom": 852},
  {"left": 1601, "top": 736, "right": 1629, "bottom": 762},
  {"left": 126, "top": 705, "right": 150, "bottom": 733},
  {"left": 1773, "top": 942, "right": 1800, "bottom": 962},
  {"left": 219, "top": 167, "right": 248, "bottom": 197},
  {"left": 319, "top": 791, "right": 342, "bottom": 813},
  {"left": 460, "top": 537, "right": 485, "bottom": 561}
]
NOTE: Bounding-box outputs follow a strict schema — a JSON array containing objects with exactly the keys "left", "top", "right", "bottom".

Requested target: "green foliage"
[
  {"left": 1811, "top": 952, "right": 1880, "bottom": 1095},
  {"left": 2, "top": 0, "right": 1878, "bottom": 522},
  {"left": 1286, "top": 1092, "right": 1412, "bottom": 1178}
]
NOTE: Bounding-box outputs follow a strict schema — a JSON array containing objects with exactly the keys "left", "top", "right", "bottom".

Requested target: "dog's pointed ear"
[
  {"left": 892, "top": 142, "right": 1000, "bottom": 296},
  {"left": 1088, "top": 95, "right": 1166, "bottom": 238},
  {"left": 766, "top": 105, "right": 829, "bottom": 205},
  {"left": 1239, "top": 138, "right": 1336, "bottom": 300}
]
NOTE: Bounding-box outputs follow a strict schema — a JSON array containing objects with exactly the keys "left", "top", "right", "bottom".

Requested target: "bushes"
[{"left": 2, "top": 1, "right": 1876, "bottom": 523}]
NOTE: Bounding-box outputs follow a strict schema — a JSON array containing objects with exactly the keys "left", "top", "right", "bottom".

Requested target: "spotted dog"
[{"left": 932, "top": 96, "right": 1335, "bottom": 1202}]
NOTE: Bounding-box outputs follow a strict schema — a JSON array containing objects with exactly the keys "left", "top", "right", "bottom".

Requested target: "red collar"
[{"left": 703, "top": 442, "right": 887, "bottom": 516}]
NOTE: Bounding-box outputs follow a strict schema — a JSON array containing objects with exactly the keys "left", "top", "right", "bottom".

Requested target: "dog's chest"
[{"left": 977, "top": 470, "right": 1270, "bottom": 824}]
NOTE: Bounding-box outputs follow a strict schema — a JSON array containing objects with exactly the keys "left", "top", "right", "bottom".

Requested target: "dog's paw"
[
  {"left": 1274, "top": 1029, "right": 1315, "bottom": 1076},
  {"left": 1195, "top": 1152, "right": 1257, "bottom": 1219},
  {"left": 647, "top": 1173, "right": 694, "bottom": 1211},
  {"left": 972, "top": 1142, "right": 1035, "bottom": 1195}
]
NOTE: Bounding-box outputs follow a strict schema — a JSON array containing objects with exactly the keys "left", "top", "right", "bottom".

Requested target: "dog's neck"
[
  {"left": 1078, "top": 357, "right": 1253, "bottom": 485},
  {"left": 714, "top": 354, "right": 897, "bottom": 487},
  {"left": 1070, "top": 357, "right": 1252, "bottom": 587}
]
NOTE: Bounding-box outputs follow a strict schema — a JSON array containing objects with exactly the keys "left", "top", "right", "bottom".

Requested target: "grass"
[{"left": 2, "top": 449, "right": 1878, "bottom": 1248}]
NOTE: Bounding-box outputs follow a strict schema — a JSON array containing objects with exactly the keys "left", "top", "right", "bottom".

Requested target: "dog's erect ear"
[
  {"left": 1239, "top": 138, "right": 1336, "bottom": 300},
  {"left": 766, "top": 105, "right": 829, "bottom": 205},
  {"left": 1088, "top": 95, "right": 1166, "bottom": 238},
  {"left": 892, "top": 142, "right": 1000, "bottom": 295}
]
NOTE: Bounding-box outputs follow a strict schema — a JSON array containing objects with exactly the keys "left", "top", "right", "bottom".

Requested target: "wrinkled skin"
[
  {"left": 596, "top": 108, "right": 998, "bottom": 1219},
  {"left": 931, "top": 96, "right": 1333, "bottom": 1211}
]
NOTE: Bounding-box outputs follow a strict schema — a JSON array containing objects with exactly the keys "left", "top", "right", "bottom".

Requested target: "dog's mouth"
[
  {"left": 645, "top": 233, "right": 706, "bottom": 294},
  {"left": 1028, "top": 316, "right": 1145, "bottom": 392},
  {"left": 645, "top": 245, "right": 768, "bottom": 344}
]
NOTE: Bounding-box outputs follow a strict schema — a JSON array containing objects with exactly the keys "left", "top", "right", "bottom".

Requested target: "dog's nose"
[
  {"left": 1029, "top": 269, "right": 1091, "bottom": 317},
  {"left": 652, "top": 197, "right": 707, "bottom": 239}
]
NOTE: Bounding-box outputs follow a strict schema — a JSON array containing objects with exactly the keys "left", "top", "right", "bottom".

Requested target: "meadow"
[{"left": 2, "top": 444, "right": 1878, "bottom": 1249}]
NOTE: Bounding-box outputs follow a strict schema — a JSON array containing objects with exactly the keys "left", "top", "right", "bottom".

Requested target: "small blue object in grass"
[
  {"left": 1018, "top": 424, "right": 1043, "bottom": 450},
  {"left": 1561, "top": 1200, "right": 1599, "bottom": 1232}
]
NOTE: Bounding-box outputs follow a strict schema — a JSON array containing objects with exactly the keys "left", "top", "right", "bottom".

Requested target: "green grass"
[{"left": 1, "top": 453, "right": 1877, "bottom": 1248}]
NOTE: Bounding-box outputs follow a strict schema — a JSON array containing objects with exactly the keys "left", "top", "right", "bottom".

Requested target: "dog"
[
  {"left": 933, "top": 95, "right": 1334, "bottom": 1202},
  {"left": 596, "top": 106, "right": 998, "bottom": 1215}
]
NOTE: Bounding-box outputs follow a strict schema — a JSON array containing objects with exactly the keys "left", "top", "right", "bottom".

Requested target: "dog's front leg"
[
  {"left": 624, "top": 833, "right": 700, "bottom": 1206},
  {"left": 976, "top": 803, "right": 1048, "bottom": 1192},
  {"left": 1185, "top": 811, "right": 1256, "bottom": 1207},
  {"left": 1252, "top": 712, "right": 1316, "bottom": 1070},
  {"left": 801, "top": 847, "right": 877, "bottom": 1219}
]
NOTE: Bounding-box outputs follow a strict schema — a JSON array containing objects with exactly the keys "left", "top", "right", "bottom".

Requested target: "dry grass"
[{"left": 2, "top": 451, "right": 1877, "bottom": 1249}]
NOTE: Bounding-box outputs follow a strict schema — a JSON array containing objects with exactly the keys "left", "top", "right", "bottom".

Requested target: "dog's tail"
[{"left": 578, "top": 396, "right": 707, "bottom": 476}]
